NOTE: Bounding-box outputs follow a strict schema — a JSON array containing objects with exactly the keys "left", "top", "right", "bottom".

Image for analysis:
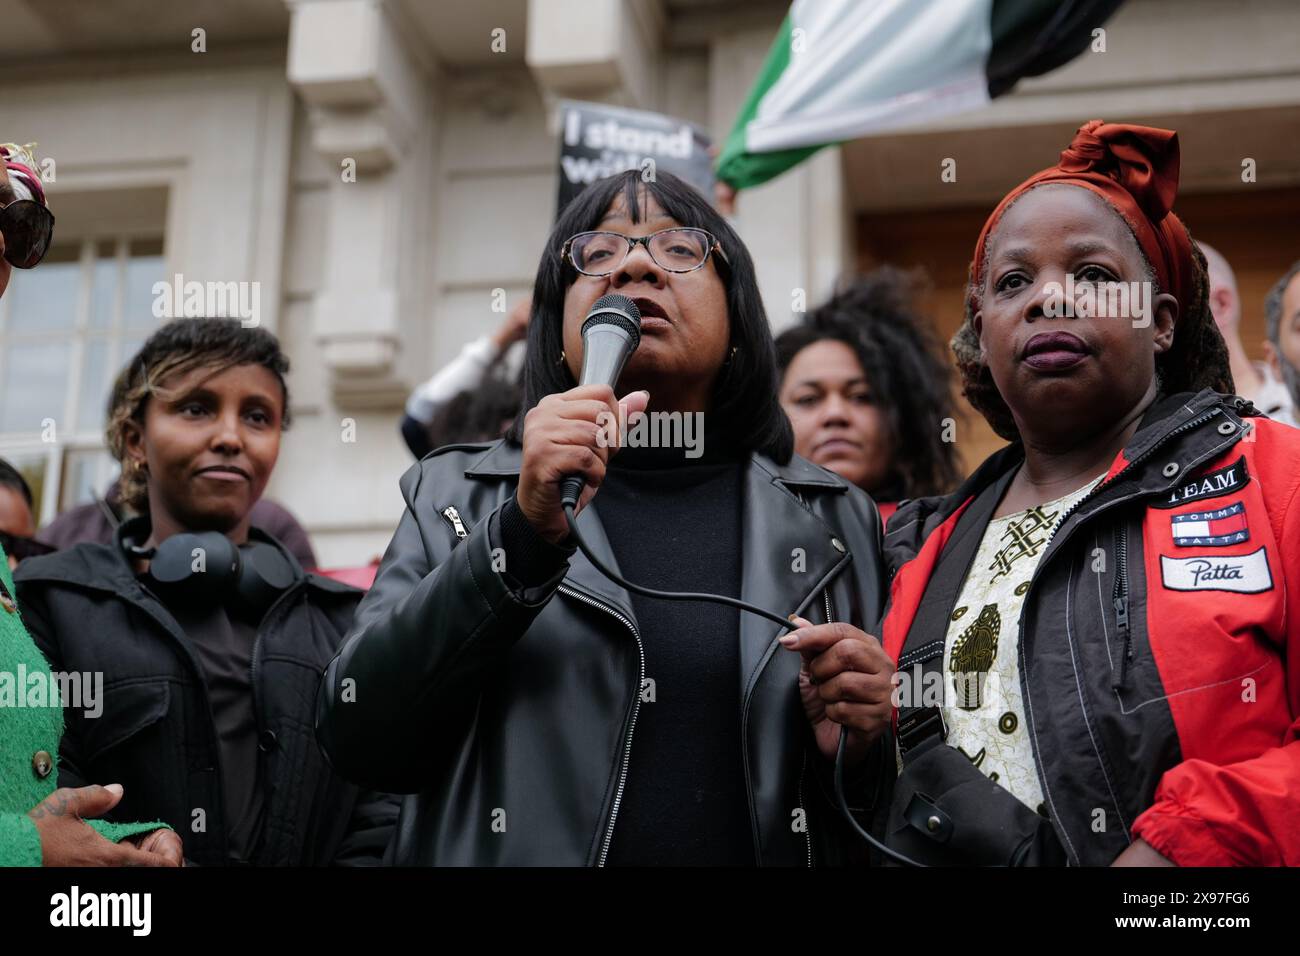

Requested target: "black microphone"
[{"left": 558, "top": 293, "right": 642, "bottom": 508}]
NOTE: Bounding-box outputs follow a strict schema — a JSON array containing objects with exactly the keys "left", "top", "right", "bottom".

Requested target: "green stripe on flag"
[{"left": 716, "top": 13, "right": 825, "bottom": 192}]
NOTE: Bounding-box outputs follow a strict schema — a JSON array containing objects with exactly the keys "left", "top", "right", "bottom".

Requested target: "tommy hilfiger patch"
[
  {"left": 1160, "top": 546, "right": 1273, "bottom": 593},
  {"left": 1171, "top": 501, "right": 1250, "bottom": 547},
  {"left": 1152, "top": 455, "right": 1249, "bottom": 508}
]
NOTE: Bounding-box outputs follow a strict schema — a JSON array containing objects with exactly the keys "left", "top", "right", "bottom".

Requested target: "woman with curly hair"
[
  {"left": 776, "top": 268, "right": 962, "bottom": 520},
  {"left": 875, "top": 121, "right": 1300, "bottom": 867}
]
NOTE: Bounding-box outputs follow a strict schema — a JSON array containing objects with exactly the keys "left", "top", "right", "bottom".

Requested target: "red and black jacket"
[{"left": 879, "top": 389, "right": 1300, "bottom": 866}]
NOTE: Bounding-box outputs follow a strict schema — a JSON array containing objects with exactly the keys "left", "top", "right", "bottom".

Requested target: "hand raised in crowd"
[
  {"left": 491, "top": 294, "right": 533, "bottom": 352},
  {"left": 28, "top": 783, "right": 182, "bottom": 867},
  {"left": 781, "top": 616, "right": 895, "bottom": 767},
  {"left": 517, "top": 384, "right": 650, "bottom": 544},
  {"left": 706, "top": 144, "right": 738, "bottom": 217}
]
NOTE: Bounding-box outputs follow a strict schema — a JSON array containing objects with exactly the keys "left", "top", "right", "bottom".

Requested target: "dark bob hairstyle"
[{"left": 506, "top": 169, "right": 793, "bottom": 463}]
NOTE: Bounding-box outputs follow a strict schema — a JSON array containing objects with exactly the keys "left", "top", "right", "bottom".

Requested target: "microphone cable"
[{"left": 562, "top": 501, "right": 926, "bottom": 867}]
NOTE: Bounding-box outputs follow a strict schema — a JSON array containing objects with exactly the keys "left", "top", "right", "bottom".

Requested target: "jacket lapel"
[
  {"left": 737, "top": 455, "right": 850, "bottom": 699},
  {"left": 562, "top": 502, "right": 639, "bottom": 628}
]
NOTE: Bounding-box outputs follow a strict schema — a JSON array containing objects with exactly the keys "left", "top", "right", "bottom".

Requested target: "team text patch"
[
  {"left": 1153, "top": 455, "right": 1248, "bottom": 508},
  {"left": 1160, "top": 546, "right": 1273, "bottom": 593},
  {"left": 1171, "top": 501, "right": 1250, "bottom": 547}
]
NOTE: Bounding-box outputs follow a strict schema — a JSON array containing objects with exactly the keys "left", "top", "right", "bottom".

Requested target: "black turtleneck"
[{"left": 494, "top": 430, "right": 753, "bottom": 865}]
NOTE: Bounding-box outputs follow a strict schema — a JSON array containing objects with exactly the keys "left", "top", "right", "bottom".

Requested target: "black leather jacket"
[{"left": 316, "top": 439, "right": 886, "bottom": 865}]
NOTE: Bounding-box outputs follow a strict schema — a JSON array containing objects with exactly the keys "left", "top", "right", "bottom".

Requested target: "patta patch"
[{"left": 1160, "top": 546, "right": 1273, "bottom": 593}]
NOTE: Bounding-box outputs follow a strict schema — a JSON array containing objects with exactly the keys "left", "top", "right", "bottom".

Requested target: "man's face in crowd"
[{"left": 1268, "top": 272, "right": 1300, "bottom": 403}]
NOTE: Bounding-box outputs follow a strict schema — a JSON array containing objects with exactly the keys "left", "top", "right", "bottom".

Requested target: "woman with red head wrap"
[
  {"left": 953, "top": 119, "right": 1231, "bottom": 441},
  {"left": 875, "top": 122, "right": 1300, "bottom": 867}
]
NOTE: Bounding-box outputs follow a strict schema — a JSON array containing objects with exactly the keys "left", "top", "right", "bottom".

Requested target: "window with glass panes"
[{"left": 0, "top": 238, "right": 165, "bottom": 525}]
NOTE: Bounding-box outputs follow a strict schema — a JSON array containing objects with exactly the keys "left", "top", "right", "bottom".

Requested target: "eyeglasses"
[
  {"left": 561, "top": 228, "right": 725, "bottom": 277},
  {"left": 0, "top": 197, "right": 55, "bottom": 269}
]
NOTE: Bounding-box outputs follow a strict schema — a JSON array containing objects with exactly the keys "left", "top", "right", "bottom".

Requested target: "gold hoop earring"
[{"left": 557, "top": 350, "right": 566, "bottom": 366}]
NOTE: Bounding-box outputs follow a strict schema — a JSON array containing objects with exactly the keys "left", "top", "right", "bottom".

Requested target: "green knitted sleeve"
[
  {"left": 0, "top": 812, "right": 43, "bottom": 867},
  {"left": 0, "top": 815, "right": 173, "bottom": 867},
  {"left": 86, "top": 818, "right": 174, "bottom": 845}
]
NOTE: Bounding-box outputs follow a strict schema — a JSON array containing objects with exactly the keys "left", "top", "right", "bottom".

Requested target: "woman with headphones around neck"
[{"left": 16, "top": 317, "right": 397, "bottom": 866}]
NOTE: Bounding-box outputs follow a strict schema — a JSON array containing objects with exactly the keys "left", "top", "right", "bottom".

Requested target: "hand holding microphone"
[{"left": 517, "top": 295, "right": 649, "bottom": 545}]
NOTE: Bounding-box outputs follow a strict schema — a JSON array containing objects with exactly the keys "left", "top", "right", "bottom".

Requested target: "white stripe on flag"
[{"left": 745, "top": 0, "right": 995, "bottom": 153}]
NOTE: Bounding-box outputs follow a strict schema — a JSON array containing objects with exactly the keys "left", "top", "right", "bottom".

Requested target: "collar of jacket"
[
  {"left": 884, "top": 388, "right": 1251, "bottom": 574},
  {"left": 18, "top": 516, "right": 360, "bottom": 731},
  {"left": 463, "top": 438, "right": 857, "bottom": 696},
  {"left": 17, "top": 516, "right": 357, "bottom": 602}
]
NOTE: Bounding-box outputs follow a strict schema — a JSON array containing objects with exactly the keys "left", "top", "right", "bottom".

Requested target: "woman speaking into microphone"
[{"left": 317, "top": 169, "right": 894, "bottom": 866}]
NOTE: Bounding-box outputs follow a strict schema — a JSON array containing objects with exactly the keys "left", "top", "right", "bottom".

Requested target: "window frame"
[{"left": 0, "top": 233, "right": 165, "bottom": 525}]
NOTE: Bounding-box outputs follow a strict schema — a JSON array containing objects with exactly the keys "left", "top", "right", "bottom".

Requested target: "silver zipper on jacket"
[
  {"left": 797, "top": 751, "right": 812, "bottom": 868},
  {"left": 1111, "top": 522, "right": 1133, "bottom": 691},
  {"left": 556, "top": 583, "right": 645, "bottom": 867},
  {"left": 440, "top": 502, "right": 642, "bottom": 865},
  {"left": 441, "top": 506, "right": 469, "bottom": 539}
]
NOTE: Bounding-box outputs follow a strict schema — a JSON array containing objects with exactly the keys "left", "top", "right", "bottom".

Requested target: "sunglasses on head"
[{"left": 0, "top": 197, "right": 55, "bottom": 269}]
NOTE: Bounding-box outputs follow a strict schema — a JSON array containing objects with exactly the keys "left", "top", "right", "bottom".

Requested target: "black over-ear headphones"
[{"left": 125, "top": 528, "right": 295, "bottom": 617}]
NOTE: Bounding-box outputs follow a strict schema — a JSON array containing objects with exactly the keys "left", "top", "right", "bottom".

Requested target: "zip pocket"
[{"left": 441, "top": 505, "right": 469, "bottom": 540}]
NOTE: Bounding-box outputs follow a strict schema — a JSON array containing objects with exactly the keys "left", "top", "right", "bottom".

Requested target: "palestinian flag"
[{"left": 717, "top": 0, "right": 1125, "bottom": 191}]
